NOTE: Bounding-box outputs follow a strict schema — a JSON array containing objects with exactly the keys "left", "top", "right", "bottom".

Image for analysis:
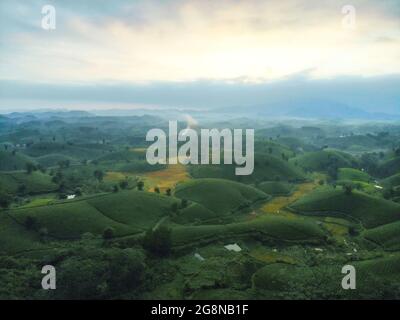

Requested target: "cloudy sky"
[{"left": 0, "top": 0, "right": 399, "bottom": 112}]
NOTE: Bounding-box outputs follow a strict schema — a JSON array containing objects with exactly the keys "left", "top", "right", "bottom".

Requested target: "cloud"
[
  {"left": 1, "top": 74, "right": 399, "bottom": 114},
  {"left": 0, "top": 0, "right": 399, "bottom": 84}
]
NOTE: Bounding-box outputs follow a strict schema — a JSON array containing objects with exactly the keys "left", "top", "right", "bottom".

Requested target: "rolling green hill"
[
  {"left": 290, "top": 150, "right": 358, "bottom": 173},
  {"left": 337, "top": 168, "right": 371, "bottom": 183},
  {"left": 96, "top": 149, "right": 145, "bottom": 162},
  {"left": 7, "top": 190, "right": 178, "bottom": 240},
  {"left": 252, "top": 254, "right": 400, "bottom": 297},
  {"left": 171, "top": 215, "right": 326, "bottom": 249},
  {"left": 381, "top": 173, "right": 400, "bottom": 189},
  {"left": 0, "top": 214, "right": 45, "bottom": 254},
  {"left": 0, "top": 150, "right": 34, "bottom": 171},
  {"left": 257, "top": 181, "right": 294, "bottom": 196},
  {"left": 0, "top": 171, "right": 57, "bottom": 194},
  {"left": 174, "top": 178, "right": 269, "bottom": 216},
  {"left": 189, "top": 153, "right": 306, "bottom": 183},
  {"left": 23, "top": 142, "right": 108, "bottom": 160},
  {"left": 377, "top": 156, "right": 400, "bottom": 178},
  {"left": 289, "top": 187, "right": 400, "bottom": 228},
  {"left": 363, "top": 221, "right": 400, "bottom": 250},
  {"left": 35, "top": 154, "right": 77, "bottom": 167}
]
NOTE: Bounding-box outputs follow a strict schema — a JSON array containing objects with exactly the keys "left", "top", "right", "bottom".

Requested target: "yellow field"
[
  {"left": 130, "top": 147, "right": 147, "bottom": 153},
  {"left": 139, "top": 163, "right": 190, "bottom": 192},
  {"left": 259, "top": 181, "right": 316, "bottom": 217},
  {"left": 249, "top": 247, "right": 297, "bottom": 264},
  {"left": 104, "top": 171, "right": 130, "bottom": 182},
  {"left": 322, "top": 217, "right": 349, "bottom": 239}
]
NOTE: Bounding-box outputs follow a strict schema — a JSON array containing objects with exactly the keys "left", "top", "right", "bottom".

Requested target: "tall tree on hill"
[
  {"left": 0, "top": 190, "right": 12, "bottom": 210},
  {"left": 93, "top": 170, "right": 104, "bottom": 182},
  {"left": 137, "top": 180, "right": 144, "bottom": 191},
  {"left": 26, "top": 163, "right": 36, "bottom": 174}
]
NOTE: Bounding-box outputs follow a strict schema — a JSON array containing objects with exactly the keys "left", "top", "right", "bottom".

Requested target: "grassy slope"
[
  {"left": 381, "top": 173, "right": 400, "bottom": 188},
  {"left": 0, "top": 171, "right": 57, "bottom": 194},
  {"left": 252, "top": 254, "right": 400, "bottom": 292},
  {"left": 35, "top": 154, "right": 77, "bottom": 167},
  {"left": 0, "top": 150, "right": 34, "bottom": 171},
  {"left": 363, "top": 221, "right": 400, "bottom": 250},
  {"left": 171, "top": 216, "right": 326, "bottom": 248},
  {"left": 189, "top": 153, "right": 306, "bottom": 183},
  {"left": 174, "top": 178, "right": 269, "bottom": 216},
  {"left": 257, "top": 181, "right": 293, "bottom": 196},
  {"left": 23, "top": 142, "right": 107, "bottom": 160},
  {"left": 338, "top": 168, "right": 371, "bottom": 183},
  {"left": 378, "top": 156, "right": 400, "bottom": 178},
  {"left": 0, "top": 214, "right": 45, "bottom": 254},
  {"left": 289, "top": 187, "right": 400, "bottom": 228},
  {"left": 7, "top": 190, "right": 177, "bottom": 240},
  {"left": 290, "top": 150, "right": 358, "bottom": 172},
  {"left": 87, "top": 190, "right": 176, "bottom": 229}
]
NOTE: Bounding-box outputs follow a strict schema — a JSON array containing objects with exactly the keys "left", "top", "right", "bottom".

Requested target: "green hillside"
[
  {"left": 87, "top": 190, "right": 176, "bottom": 229},
  {"left": 381, "top": 173, "right": 400, "bottom": 189},
  {"left": 252, "top": 254, "right": 400, "bottom": 297},
  {"left": 289, "top": 187, "right": 400, "bottom": 228},
  {"left": 0, "top": 214, "right": 45, "bottom": 254},
  {"left": 174, "top": 178, "right": 269, "bottom": 216},
  {"left": 0, "top": 150, "right": 34, "bottom": 171},
  {"left": 257, "top": 181, "right": 294, "bottom": 196},
  {"left": 338, "top": 168, "right": 371, "bottom": 182},
  {"left": 23, "top": 142, "right": 107, "bottom": 160},
  {"left": 96, "top": 149, "right": 145, "bottom": 162},
  {"left": 189, "top": 153, "right": 306, "bottom": 183},
  {"left": 363, "top": 221, "right": 400, "bottom": 250},
  {"left": 378, "top": 157, "right": 400, "bottom": 178},
  {"left": 171, "top": 216, "right": 326, "bottom": 249},
  {"left": 8, "top": 190, "right": 177, "bottom": 240},
  {"left": 290, "top": 150, "right": 358, "bottom": 173},
  {"left": 0, "top": 171, "right": 57, "bottom": 194},
  {"left": 35, "top": 154, "right": 77, "bottom": 167}
]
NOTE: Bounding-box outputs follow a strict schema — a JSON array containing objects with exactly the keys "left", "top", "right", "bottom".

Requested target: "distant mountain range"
[
  {"left": 217, "top": 99, "right": 400, "bottom": 120},
  {"left": 2, "top": 101, "right": 400, "bottom": 122}
]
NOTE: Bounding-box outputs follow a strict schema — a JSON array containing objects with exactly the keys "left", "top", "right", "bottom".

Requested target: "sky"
[{"left": 0, "top": 0, "right": 399, "bottom": 112}]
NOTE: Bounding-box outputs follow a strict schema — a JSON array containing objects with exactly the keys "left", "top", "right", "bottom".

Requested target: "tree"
[
  {"left": 26, "top": 163, "right": 36, "bottom": 174},
  {"left": 58, "top": 160, "right": 70, "bottom": 169},
  {"left": 75, "top": 188, "right": 82, "bottom": 196},
  {"left": 154, "top": 187, "right": 160, "bottom": 194},
  {"left": 180, "top": 198, "right": 188, "bottom": 209},
  {"left": 119, "top": 180, "right": 128, "bottom": 189},
  {"left": 59, "top": 193, "right": 67, "bottom": 200},
  {"left": 0, "top": 190, "right": 12, "bottom": 209},
  {"left": 142, "top": 226, "right": 172, "bottom": 257},
  {"left": 25, "top": 216, "right": 38, "bottom": 230},
  {"left": 93, "top": 170, "right": 104, "bottom": 182},
  {"left": 165, "top": 188, "right": 172, "bottom": 196},
  {"left": 112, "top": 185, "right": 119, "bottom": 193},
  {"left": 137, "top": 180, "right": 144, "bottom": 191},
  {"left": 344, "top": 184, "right": 353, "bottom": 196},
  {"left": 17, "top": 184, "right": 27, "bottom": 195},
  {"left": 171, "top": 202, "right": 179, "bottom": 214},
  {"left": 102, "top": 227, "right": 115, "bottom": 240}
]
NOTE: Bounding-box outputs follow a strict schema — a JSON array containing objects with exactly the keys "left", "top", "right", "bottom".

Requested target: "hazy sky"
[{"left": 0, "top": 0, "right": 399, "bottom": 111}]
